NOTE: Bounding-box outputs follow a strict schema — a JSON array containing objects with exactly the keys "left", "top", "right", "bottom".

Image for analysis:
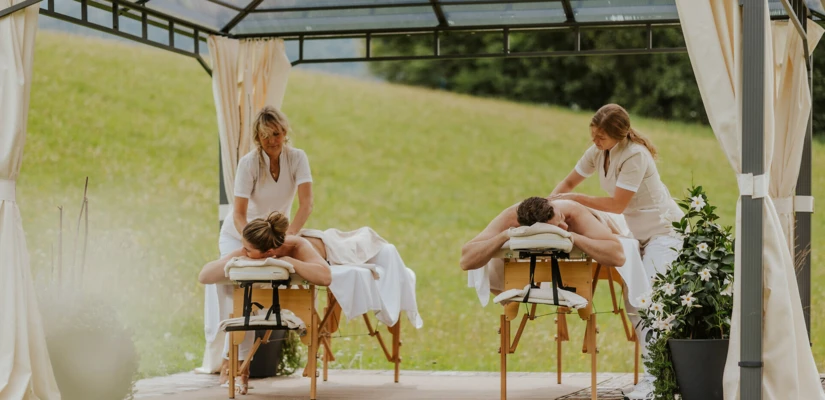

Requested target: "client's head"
[
  {"left": 517, "top": 196, "right": 561, "bottom": 228},
  {"left": 241, "top": 211, "right": 289, "bottom": 259}
]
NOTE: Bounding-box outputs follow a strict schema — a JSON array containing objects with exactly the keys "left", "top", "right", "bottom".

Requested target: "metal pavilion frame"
[{"left": 1, "top": 0, "right": 822, "bottom": 398}]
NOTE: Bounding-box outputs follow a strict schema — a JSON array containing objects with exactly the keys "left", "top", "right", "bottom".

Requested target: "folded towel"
[
  {"left": 508, "top": 222, "right": 572, "bottom": 238},
  {"left": 508, "top": 233, "right": 574, "bottom": 253},
  {"left": 219, "top": 309, "right": 306, "bottom": 336},
  {"left": 224, "top": 256, "right": 295, "bottom": 277},
  {"left": 492, "top": 282, "right": 588, "bottom": 309}
]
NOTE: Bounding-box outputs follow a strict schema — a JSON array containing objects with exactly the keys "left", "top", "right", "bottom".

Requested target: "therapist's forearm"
[
  {"left": 568, "top": 193, "right": 624, "bottom": 214},
  {"left": 234, "top": 212, "right": 247, "bottom": 237},
  {"left": 551, "top": 181, "right": 575, "bottom": 196},
  {"left": 288, "top": 204, "right": 312, "bottom": 235}
]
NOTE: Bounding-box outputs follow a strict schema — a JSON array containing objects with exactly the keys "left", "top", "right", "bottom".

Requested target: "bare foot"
[{"left": 218, "top": 359, "right": 229, "bottom": 385}]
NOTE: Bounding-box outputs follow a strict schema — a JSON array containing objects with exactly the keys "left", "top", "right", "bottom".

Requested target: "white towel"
[
  {"left": 614, "top": 237, "right": 651, "bottom": 307},
  {"left": 218, "top": 309, "right": 306, "bottom": 337},
  {"left": 492, "top": 282, "right": 588, "bottom": 309},
  {"left": 326, "top": 245, "right": 424, "bottom": 329},
  {"left": 224, "top": 256, "right": 295, "bottom": 277}
]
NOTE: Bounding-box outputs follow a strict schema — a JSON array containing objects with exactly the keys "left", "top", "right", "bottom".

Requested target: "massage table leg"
[
  {"left": 587, "top": 314, "right": 597, "bottom": 400},
  {"left": 500, "top": 314, "right": 509, "bottom": 400},
  {"left": 556, "top": 311, "right": 563, "bottom": 384},
  {"left": 308, "top": 310, "right": 319, "bottom": 400},
  {"left": 229, "top": 331, "right": 237, "bottom": 399},
  {"left": 323, "top": 336, "right": 330, "bottom": 382},
  {"left": 390, "top": 319, "right": 401, "bottom": 383}
]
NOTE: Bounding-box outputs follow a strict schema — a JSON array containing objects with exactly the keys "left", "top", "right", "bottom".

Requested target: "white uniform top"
[
  {"left": 575, "top": 138, "right": 682, "bottom": 246},
  {"left": 220, "top": 146, "right": 313, "bottom": 240}
]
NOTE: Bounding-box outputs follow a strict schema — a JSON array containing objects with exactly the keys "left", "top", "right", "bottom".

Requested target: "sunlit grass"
[{"left": 21, "top": 31, "right": 825, "bottom": 378}]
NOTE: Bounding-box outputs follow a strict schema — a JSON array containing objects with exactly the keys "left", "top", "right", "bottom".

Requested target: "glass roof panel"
[
  {"left": 127, "top": 0, "right": 243, "bottom": 31},
  {"left": 257, "top": 0, "right": 430, "bottom": 9},
  {"left": 572, "top": 0, "right": 678, "bottom": 22},
  {"left": 234, "top": 6, "right": 438, "bottom": 35},
  {"left": 442, "top": 2, "right": 567, "bottom": 27}
]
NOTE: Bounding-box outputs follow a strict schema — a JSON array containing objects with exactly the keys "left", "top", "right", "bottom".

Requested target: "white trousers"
[
  {"left": 624, "top": 234, "right": 682, "bottom": 374},
  {"left": 196, "top": 233, "right": 244, "bottom": 373}
]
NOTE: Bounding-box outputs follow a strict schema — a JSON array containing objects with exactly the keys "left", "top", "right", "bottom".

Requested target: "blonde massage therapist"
[
  {"left": 198, "top": 106, "right": 314, "bottom": 378},
  {"left": 548, "top": 103, "right": 683, "bottom": 400}
]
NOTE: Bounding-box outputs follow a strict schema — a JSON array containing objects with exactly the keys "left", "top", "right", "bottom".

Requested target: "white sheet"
[{"left": 493, "top": 283, "right": 588, "bottom": 309}]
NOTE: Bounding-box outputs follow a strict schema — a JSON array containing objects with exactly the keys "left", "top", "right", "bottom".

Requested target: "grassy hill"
[{"left": 21, "top": 31, "right": 825, "bottom": 378}]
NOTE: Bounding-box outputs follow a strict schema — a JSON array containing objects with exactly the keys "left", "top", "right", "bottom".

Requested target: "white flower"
[
  {"left": 680, "top": 292, "right": 696, "bottom": 307},
  {"left": 699, "top": 268, "right": 712, "bottom": 282},
  {"left": 185, "top": 352, "right": 196, "bottom": 361},
  {"left": 637, "top": 294, "right": 652, "bottom": 309},
  {"left": 650, "top": 302, "right": 665, "bottom": 314},
  {"left": 663, "top": 283, "right": 677, "bottom": 296},
  {"left": 690, "top": 196, "right": 706, "bottom": 211},
  {"left": 697, "top": 243, "right": 709, "bottom": 253},
  {"left": 164, "top": 332, "right": 172, "bottom": 340},
  {"left": 721, "top": 279, "right": 733, "bottom": 296},
  {"left": 653, "top": 317, "right": 673, "bottom": 332}
]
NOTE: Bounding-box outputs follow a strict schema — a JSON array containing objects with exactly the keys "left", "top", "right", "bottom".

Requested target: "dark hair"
[
  {"left": 242, "top": 211, "right": 289, "bottom": 252},
  {"left": 517, "top": 197, "right": 555, "bottom": 226},
  {"left": 590, "top": 103, "right": 658, "bottom": 159}
]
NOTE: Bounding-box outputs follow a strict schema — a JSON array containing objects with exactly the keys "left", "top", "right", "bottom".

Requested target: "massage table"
[
  {"left": 493, "top": 230, "right": 640, "bottom": 400},
  {"left": 221, "top": 264, "right": 401, "bottom": 400}
]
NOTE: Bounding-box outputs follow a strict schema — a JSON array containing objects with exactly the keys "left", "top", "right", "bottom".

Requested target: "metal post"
[
  {"left": 219, "top": 146, "right": 229, "bottom": 230},
  {"left": 795, "top": 25, "right": 813, "bottom": 339},
  {"left": 740, "top": 0, "right": 765, "bottom": 398}
]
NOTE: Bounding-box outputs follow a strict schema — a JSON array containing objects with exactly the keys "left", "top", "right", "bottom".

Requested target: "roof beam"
[
  {"left": 221, "top": 0, "right": 263, "bottom": 34},
  {"left": 560, "top": 0, "right": 575, "bottom": 22},
  {"left": 430, "top": 0, "right": 449, "bottom": 27},
  {"left": 207, "top": 0, "right": 243, "bottom": 12},
  {"left": 0, "top": 0, "right": 41, "bottom": 20}
]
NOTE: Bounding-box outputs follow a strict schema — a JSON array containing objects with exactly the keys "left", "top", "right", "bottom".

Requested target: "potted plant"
[{"left": 638, "top": 186, "right": 735, "bottom": 400}]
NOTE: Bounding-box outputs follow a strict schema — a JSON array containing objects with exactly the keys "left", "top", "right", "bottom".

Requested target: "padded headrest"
[
  {"left": 508, "top": 222, "right": 571, "bottom": 238},
  {"left": 507, "top": 223, "right": 573, "bottom": 253},
  {"left": 224, "top": 256, "right": 296, "bottom": 277},
  {"left": 229, "top": 266, "right": 291, "bottom": 282}
]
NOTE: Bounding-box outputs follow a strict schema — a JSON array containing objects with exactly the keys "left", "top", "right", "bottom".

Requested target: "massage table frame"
[
  {"left": 497, "top": 250, "right": 639, "bottom": 400},
  {"left": 226, "top": 281, "right": 402, "bottom": 400}
]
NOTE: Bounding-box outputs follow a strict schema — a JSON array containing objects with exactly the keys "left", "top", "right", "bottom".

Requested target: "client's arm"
[
  {"left": 567, "top": 209, "right": 626, "bottom": 267},
  {"left": 279, "top": 237, "right": 332, "bottom": 286},
  {"left": 460, "top": 204, "right": 519, "bottom": 271},
  {"left": 198, "top": 249, "right": 244, "bottom": 284}
]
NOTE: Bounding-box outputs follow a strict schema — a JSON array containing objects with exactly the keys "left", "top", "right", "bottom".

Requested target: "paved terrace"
[{"left": 134, "top": 370, "right": 639, "bottom": 400}]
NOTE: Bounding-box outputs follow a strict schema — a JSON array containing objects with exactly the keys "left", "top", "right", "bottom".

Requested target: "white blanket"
[
  {"left": 493, "top": 282, "right": 588, "bottom": 309},
  {"left": 301, "top": 229, "right": 423, "bottom": 329}
]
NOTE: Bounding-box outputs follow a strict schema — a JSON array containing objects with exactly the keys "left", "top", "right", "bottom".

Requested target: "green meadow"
[{"left": 19, "top": 31, "right": 825, "bottom": 378}]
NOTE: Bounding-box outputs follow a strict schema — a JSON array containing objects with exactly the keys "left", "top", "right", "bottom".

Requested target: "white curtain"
[
  {"left": 0, "top": 2, "right": 61, "bottom": 399},
  {"left": 675, "top": 1, "right": 823, "bottom": 399},
  {"left": 207, "top": 36, "right": 291, "bottom": 201},
  {"left": 769, "top": 20, "right": 823, "bottom": 251}
]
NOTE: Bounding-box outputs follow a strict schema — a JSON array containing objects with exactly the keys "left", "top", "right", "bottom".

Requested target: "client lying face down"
[
  {"left": 460, "top": 196, "right": 626, "bottom": 271},
  {"left": 198, "top": 211, "right": 332, "bottom": 286}
]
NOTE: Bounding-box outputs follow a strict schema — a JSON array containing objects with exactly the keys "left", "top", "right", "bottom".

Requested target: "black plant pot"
[
  {"left": 668, "top": 339, "right": 729, "bottom": 400},
  {"left": 249, "top": 329, "right": 287, "bottom": 378}
]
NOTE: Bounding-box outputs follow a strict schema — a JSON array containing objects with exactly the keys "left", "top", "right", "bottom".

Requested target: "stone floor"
[{"left": 134, "top": 370, "right": 637, "bottom": 400}]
